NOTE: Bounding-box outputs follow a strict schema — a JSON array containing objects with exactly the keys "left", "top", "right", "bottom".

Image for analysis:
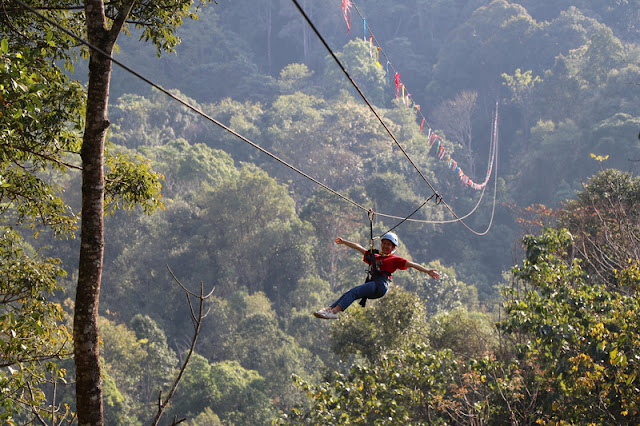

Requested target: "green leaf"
[
  {"left": 610, "top": 348, "right": 618, "bottom": 363},
  {"left": 626, "top": 373, "right": 636, "bottom": 385}
]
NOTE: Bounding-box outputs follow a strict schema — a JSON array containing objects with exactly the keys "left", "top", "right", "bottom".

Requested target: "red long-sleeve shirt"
[{"left": 363, "top": 253, "right": 409, "bottom": 278}]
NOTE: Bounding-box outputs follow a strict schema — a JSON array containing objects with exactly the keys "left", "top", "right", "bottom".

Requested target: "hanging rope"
[
  {"left": 347, "top": 0, "right": 497, "bottom": 192},
  {"left": 306, "top": 0, "right": 501, "bottom": 235},
  {"left": 383, "top": 192, "right": 441, "bottom": 235},
  {"left": 367, "top": 209, "right": 377, "bottom": 274},
  {"left": 289, "top": 0, "right": 442, "bottom": 203},
  {"left": 377, "top": 101, "right": 500, "bottom": 235},
  {"left": 20, "top": 0, "right": 495, "bottom": 236}
]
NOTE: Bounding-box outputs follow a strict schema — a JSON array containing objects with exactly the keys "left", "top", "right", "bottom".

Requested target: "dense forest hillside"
[{"left": 3, "top": 0, "right": 640, "bottom": 424}]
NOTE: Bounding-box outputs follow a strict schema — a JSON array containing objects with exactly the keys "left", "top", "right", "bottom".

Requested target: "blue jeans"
[{"left": 331, "top": 275, "right": 390, "bottom": 311}]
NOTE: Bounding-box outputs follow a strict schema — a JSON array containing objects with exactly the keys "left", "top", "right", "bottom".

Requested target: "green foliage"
[
  {"left": 511, "top": 119, "right": 584, "bottom": 204},
  {"left": 502, "top": 69, "right": 542, "bottom": 104},
  {"left": 428, "top": 0, "right": 541, "bottom": 99},
  {"left": 223, "top": 307, "right": 323, "bottom": 409},
  {"left": 0, "top": 39, "right": 83, "bottom": 236},
  {"left": 109, "top": 91, "right": 207, "bottom": 149},
  {"left": 399, "top": 261, "right": 479, "bottom": 314},
  {"left": 99, "top": 314, "right": 178, "bottom": 424},
  {"left": 365, "top": 172, "right": 424, "bottom": 219},
  {"left": 139, "top": 138, "right": 238, "bottom": 197},
  {"left": 129, "top": 314, "right": 179, "bottom": 403},
  {"left": 103, "top": 374, "right": 139, "bottom": 426},
  {"left": 330, "top": 289, "right": 428, "bottom": 362},
  {"left": 192, "top": 291, "right": 324, "bottom": 412},
  {"left": 112, "top": 5, "right": 270, "bottom": 102},
  {"left": 193, "top": 164, "right": 315, "bottom": 301},
  {"left": 427, "top": 308, "right": 498, "bottom": 359},
  {"left": 559, "top": 169, "right": 640, "bottom": 286},
  {"left": 0, "top": 228, "right": 72, "bottom": 421},
  {"left": 579, "top": 26, "right": 626, "bottom": 86},
  {"left": 500, "top": 227, "right": 640, "bottom": 423},
  {"left": 299, "top": 189, "right": 365, "bottom": 289},
  {"left": 167, "top": 353, "right": 219, "bottom": 419},
  {"left": 2, "top": 4, "right": 84, "bottom": 69},
  {"left": 277, "top": 63, "right": 316, "bottom": 95},
  {"left": 203, "top": 97, "right": 268, "bottom": 162},
  {"left": 184, "top": 407, "right": 222, "bottom": 426},
  {"left": 109, "top": 0, "right": 213, "bottom": 56},
  {"left": 105, "top": 151, "right": 165, "bottom": 215},
  {"left": 324, "top": 39, "right": 389, "bottom": 106},
  {"left": 209, "top": 360, "right": 275, "bottom": 424},
  {"left": 281, "top": 346, "right": 459, "bottom": 425},
  {"left": 285, "top": 304, "right": 339, "bottom": 371},
  {"left": 264, "top": 92, "right": 350, "bottom": 196},
  {"left": 288, "top": 274, "right": 333, "bottom": 312},
  {"left": 101, "top": 162, "right": 315, "bottom": 325},
  {"left": 592, "top": 113, "right": 640, "bottom": 167},
  {"left": 168, "top": 353, "right": 275, "bottom": 425}
]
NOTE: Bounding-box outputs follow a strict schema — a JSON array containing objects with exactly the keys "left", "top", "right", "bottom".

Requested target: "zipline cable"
[
  {"left": 290, "top": 0, "right": 441, "bottom": 200},
  {"left": 20, "top": 0, "right": 495, "bottom": 236},
  {"left": 378, "top": 101, "right": 500, "bottom": 235},
  {"left": 351, "top": 2, "right": 501, "bottom": 231},
  {"left": 14, "top": 0, "right": 372, "bottom": 215},
  {"left": 292, "top": 0, "right": 500, "bottom": 236},
  {"left": 376, "top": 102, "right": 499, "bottom": 227},
  {"left": 347, "top": 0, "right": 501, "bottom": 231},
  {"left": 350, "top": 0, "right": 496, "bottom": 196}
]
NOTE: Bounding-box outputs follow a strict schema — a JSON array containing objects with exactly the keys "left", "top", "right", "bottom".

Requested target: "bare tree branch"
[{"left": 150, "top": 265, "right": 215, "bottom": 426}]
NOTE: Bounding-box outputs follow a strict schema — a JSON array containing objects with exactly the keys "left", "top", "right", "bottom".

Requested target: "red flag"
[
  {"left": 342, "top": 0, "right": 353, "bottom": 34},
  {"left": 420, "top": 118, "right": 425, "bottom": 132},
  {"left": 395, "top": 73, "right": 401, "bottom": 97}
]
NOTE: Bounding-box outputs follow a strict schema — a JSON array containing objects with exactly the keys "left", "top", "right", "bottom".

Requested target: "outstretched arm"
[
  {"left": 335, "top": 237, "right": 369, "bottom": 255},
  {"left": 406, "top": 260, "right": 440, "bottom": 279}
]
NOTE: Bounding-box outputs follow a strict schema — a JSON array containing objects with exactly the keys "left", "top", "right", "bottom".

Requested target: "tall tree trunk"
[
  {"left": 71, "top": 0, "right": 193, "bottom": 422},
  {"left": 74, "top": 1, "right": 113, "bottom": 424}
]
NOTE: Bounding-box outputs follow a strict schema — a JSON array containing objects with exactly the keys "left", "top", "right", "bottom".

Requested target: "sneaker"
[{"left": 313, "top": 308, "right": 338, "bottom": 320}]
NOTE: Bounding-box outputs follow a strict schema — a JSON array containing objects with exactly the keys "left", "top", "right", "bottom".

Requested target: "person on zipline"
[{"left": 314, "top": 232, "right": 440, "bottom": 320}]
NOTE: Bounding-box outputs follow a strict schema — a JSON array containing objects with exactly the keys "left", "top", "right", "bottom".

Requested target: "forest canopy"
[{"left": 2, "top": 0, "right": 640, "bottom": 424}]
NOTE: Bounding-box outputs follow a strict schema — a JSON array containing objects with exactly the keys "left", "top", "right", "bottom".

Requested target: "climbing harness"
[
  {"left": 359, "top": 211, "right": 400, "bottom": 307},
  {"left": 364, "top": 210, "right": 379, "bottom": 279},
  {"left": 359, "top": 210, "right": 380, "bottom": 307}
]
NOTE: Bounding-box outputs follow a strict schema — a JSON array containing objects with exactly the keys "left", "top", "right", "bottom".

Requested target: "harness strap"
[
  {"left": 367, "top": 209, "right": 377, "bottom": 277},
  {"left": 361, "top": 210, "right": 382, "bottom": 308}
]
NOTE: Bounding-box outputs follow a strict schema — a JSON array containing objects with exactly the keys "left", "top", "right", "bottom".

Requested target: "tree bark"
[
  {"left": 74, "top": 1, "right": 113, "bottom": 424},
  {"left": 70, "top": 0, "right": 189, "bottom": 422}
]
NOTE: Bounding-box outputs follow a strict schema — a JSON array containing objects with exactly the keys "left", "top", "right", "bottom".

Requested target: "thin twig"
[{"left": 150, "top": 266, "right": 214, "bottom": 426}]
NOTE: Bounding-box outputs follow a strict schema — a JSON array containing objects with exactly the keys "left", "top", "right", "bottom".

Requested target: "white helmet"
[{"left": 380, "top": 232, "right": 399, "bottom": 246}]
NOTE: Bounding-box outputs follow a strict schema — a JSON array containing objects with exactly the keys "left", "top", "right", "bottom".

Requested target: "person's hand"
[
  {"left": 429, "top": 270, "right": 440, "bottom": 279},
  {"left": 335, "top": 237, "right": 344, "bottom": 245}
]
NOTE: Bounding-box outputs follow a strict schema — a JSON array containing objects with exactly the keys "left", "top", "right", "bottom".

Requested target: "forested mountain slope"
[{"left": 3, "top": 0, "right": 640, "bottom": 424}]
